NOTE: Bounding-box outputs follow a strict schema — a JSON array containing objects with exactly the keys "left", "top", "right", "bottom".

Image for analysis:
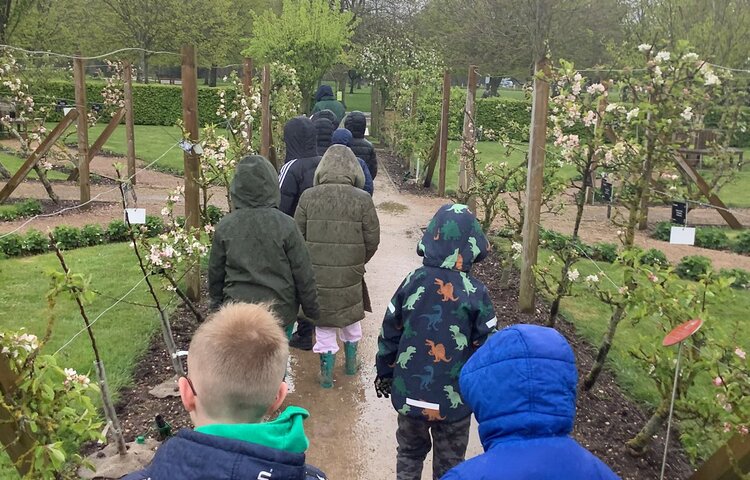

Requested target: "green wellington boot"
[
  {"left": 319, "top": 352, "right": 335, "bottom": 388},
  {"left": 344, "top": 341, "right": 360, "bottom": 375}
]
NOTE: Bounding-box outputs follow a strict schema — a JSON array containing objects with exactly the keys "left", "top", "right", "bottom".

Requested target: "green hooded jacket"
[
  {"left": 208, "top": 156, "right": 319, "bottom": 326},
  {"left": 294, "top": 145, "right": 380, "bottom": 328}
]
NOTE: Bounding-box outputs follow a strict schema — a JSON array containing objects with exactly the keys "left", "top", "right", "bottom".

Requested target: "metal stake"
[{"left": 660, "top": 341, "right": 683, "bottom": 480}]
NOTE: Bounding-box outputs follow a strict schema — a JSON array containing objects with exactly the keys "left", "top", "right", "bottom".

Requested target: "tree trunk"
[
  {"left": 626, "top": 399, "right": 670, "bottom": 454},
  {"left": 33, "top": 165, "right": 59, "bottom": 204},
  {"left": 0, "top": 160, "right": 10, "bottom": 179},
  {"left": 209, "top": 64, "right": 218, "bottom": 88},
  {"left": 140, "top": 53, "right": 149, "bottom": 84},
  {"left": 583, "top": 303, "right": 626, "bottom": 390}
]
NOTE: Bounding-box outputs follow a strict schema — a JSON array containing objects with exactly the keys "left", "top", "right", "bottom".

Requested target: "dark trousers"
[
  {"left": 396, "top": 414, "right": 471, "bottom": 480},
  {"left": 295, "top": 316, "right": 314, "bottom": 338}
]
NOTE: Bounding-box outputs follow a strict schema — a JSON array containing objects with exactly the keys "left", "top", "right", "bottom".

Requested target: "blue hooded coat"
[
  {"left": 331, "top": 128, "right": 373, "bottom": 195},
  {"left": 441, "top": 325, "right": 620, "bottom": 480},
  {"left": 376, "top": 204, "right": 497, "bottom": 423}
]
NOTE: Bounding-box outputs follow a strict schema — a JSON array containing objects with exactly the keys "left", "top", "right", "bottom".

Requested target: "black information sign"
[
  {"left": 584, "top": 171, "right": 593, "bottom": 187},
  {"left": 600, "top": 179, "right": 613, "bottom": 202},
  {"left": 672, "top": 201, "right": 687, "bottom": 225}
]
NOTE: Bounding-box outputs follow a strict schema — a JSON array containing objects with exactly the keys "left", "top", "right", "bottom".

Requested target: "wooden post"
[
  {"left": 438, "top": 69, "right": 451, "bottom": 196},
  {"left": 124, "top": 62, "right": 136, "bottom": 184},
  {"left": 519, "top": 58, "right": 551, "bottom": 313},
  {"left": 181, "top": 44, "right": 201, "bottom": 302},
  {"left": 689, "top": 433, "right": 750, "bottom": 480},
  {"left": 67, "top": 108, "right": 125, "bottom": 181},
  {"left": 459, "top": 65, "right": 478, "bottom": 211},
  {"left": 260, "top": 64, "right": 273, "bottom": 167},
  {"left": 242, "top": 58, "right": 253, "bottom": 152},
  {"left": 73, "top": 56, "right": 90, "bottom": 205},
  {"left": 370, "top": 82, "right": 380, "bottom": 140}
]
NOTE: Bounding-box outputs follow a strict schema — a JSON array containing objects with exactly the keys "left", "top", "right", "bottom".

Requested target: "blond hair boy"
[{"left": 124, "top": 303, "right": 327, "bottom": 480}]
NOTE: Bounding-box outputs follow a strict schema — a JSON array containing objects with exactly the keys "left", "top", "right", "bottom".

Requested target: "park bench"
[{"left": 678, "top": 129, "right": 744, "bottom": 169}]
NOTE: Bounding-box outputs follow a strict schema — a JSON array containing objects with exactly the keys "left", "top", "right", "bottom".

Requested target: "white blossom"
[
  {"left": 638, "top": 43, "right": 652, "bottom": 53},
  {"left": 654, "top": 51, "right": 671, "bottom": 63},
  {"left": 680, "top": 107, "right": 694, "bottom": 121},
  {"left": 567, "top": 269, "right": 580, "bottom": 282},
  {"left": 626, "top": 107, "right": 640, "bottom": 122},
  {"left": 585, "top": 274, "right": 600, "bottom": 284}
]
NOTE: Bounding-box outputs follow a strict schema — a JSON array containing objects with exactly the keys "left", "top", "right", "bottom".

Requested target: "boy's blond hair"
[{"left": 188, "top": 302, "right": 289, "bottom": 421}]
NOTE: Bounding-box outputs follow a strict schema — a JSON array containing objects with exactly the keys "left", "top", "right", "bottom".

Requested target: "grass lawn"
[
  {"left": 712, "top": 162, "right": 750, "bottom": 208},
  {"left": 0, "top": 243, "right": 168, "bottom": 393},
  {"left": 0, "top": 151, "right": 69, "bottom": 181},
  {"left": 441, "top": 140, "right": 578, "bottom": 194}
]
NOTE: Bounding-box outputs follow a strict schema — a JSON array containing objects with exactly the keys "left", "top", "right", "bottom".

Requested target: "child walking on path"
[
  {"left": 294, "top": 145, "right": 380, "bottom": 388},
  {"left": 208, "top": 155, "right": 319, "bottom": 337},
  {"left": 375, "top": 204, "right": 497, "bottom": 480}
]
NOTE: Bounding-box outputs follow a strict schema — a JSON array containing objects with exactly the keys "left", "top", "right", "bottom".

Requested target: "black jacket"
[
  {"left": 279, "top": 116, "right": 322, "bottom": 216},
  {"left": 344, "top": 111, "right": 377, "bottom": 178},
  {"left": 313, "top": 116, "right": 335, "bottom": 156}
]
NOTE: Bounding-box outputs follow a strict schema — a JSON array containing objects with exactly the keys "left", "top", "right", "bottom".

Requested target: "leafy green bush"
[
  {"left": 652, "top": 222, "right": 673, "bottom": 242},
  {"left": 0, "top": 199, "right": 43, "bottom": 221},
  {"left": 52, "top": 225, "right": 83, "bottom": 250},
  {"left": 695, "top": 227, "right": 730, "bottom": 250},
  {"left": 539, "top": 229, "right": 571, "bottom": 251},
  {"left": 106, "top": 220, "right": 130, "bottom": 242},
  {"left": 22, "top": 229, "right": 48, "bottom": 254},
  {"left": 205, "top": 205, "right": 225, "bottom": 226},
  {"left": 720, "top": 268, "right": 750, "bottom": 289},
  {"left": 474, "top": 97, "right": 531, "bottom": 142},
  {"left": 675, "top": 255, "right": 713, "bottom": 280},
  {"left": 0, "top": 233, "right": 23, "bottom": 256},
  {"left": 640, "top": 248, "right": 670, "bottom": 268},
  {"left": 592, "top": 242, "right": 619, "bottom": 263},
  {"left": 80, "top": 224, "right": 105, "bottom": 246},
  {"left": 733, "top": 231, "right": 750, "bottom": 254},
  {"left": 145, "top": 215, "right": 165, "bottom": 237}
]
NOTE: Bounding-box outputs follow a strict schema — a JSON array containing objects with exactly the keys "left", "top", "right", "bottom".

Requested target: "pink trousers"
[{"left": 313, "top": 322, "right": 363, "bottom": 354}]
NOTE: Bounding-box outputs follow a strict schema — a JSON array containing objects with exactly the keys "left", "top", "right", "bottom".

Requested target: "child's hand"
[{"left": 374, "top": 376, "right": 392, "bottom": 398}]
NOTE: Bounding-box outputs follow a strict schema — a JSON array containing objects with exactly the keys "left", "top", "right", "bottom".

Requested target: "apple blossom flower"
[
  {"left": 638, "top": 44, "right": 652, "bottom": 53},
  {"left": 713, "top": 376, "right": 724, "bottom": 387},
  {"left": 585, "top": 274, "right": 600, "bottom": 283},
  {"left": 654, "top": 51, "right": 671, "bottom": 63},
  {"left": 680, "top": 107, "right": 693, "bottom": 121},
  {"left": 626, "top": 108, "right": 640, "bottom": 122},
  {"left": 567, "top": 269, "right": 580, "bottom": 282},
  {"left": 735, "top": 347, "right": 746, "bottom": 360}
]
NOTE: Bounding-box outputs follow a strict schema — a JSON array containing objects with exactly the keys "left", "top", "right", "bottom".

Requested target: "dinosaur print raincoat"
[{"left": 376, "top": 204, "right": 497, "bottom": 423}]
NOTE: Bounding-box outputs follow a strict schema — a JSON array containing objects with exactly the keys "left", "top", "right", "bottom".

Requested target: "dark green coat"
[
  {"left": 312, "top": 85, "right": 345, "bottom": 126},
  {"left": 208, "top": 155, "right": 319, "bottom": 326},
  {"left": 294, "top": 145, "right": 380, "bottom": 328}
]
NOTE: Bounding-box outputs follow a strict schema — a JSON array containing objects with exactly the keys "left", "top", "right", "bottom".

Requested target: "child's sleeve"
[
  {"left": 207, "top": 231, "right": 226, "bottom": 310},
  {"left": 286, "top": 224, "right": 320, "bottom": 320},
  {"left": 375, "top": 286, "right": 404, "bottom": 378},
  {"left": 362, "top": 200, "right": 380, "bottom": 262},
  {"left": 279, "top": 162, "right": 300, "bottom": 217},
  {"left": 470, "top": 284, "right": 497, "bottom": 348}
]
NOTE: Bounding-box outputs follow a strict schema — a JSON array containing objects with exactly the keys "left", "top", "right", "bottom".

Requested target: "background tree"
[
  {"left": 0, "top": 0, "right": 38, "bottom": 43},
  {"left": 244, "top": 0, "right": 356, "bottom": 111}
]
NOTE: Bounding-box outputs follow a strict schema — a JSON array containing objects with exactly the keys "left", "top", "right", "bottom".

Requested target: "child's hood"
[
  {"left": 419, "top": 204, "right": 489, "bottom": 272},
  {"left": 230, "top": 155, "right": 280, "bottom": 209}
]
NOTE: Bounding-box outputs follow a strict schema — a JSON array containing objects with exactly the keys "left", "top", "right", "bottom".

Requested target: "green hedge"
[
  {"left": 39, "top": 80, "right": 236, "bottom": 127},
  {"left": 474, "top": 97, "right": 531, "bottom": 142}
]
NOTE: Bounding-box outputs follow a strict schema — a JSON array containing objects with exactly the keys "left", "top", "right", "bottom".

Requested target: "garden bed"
[{"left": 472, "top": 253, "right": 695, "bottom": 479}]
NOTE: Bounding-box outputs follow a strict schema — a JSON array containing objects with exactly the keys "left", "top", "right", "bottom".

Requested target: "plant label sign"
[
  {"left": 124, "top": 208, "right": 146, "bottom": 225},
  {"left": 600, "top": 179, "right": 613, "bottom": 202},
  {"left": 670, "top": 226, "right": 695, "bottom": 245},
  {"left": 671, "top": 202, "right": 687, "bottom": 225}
]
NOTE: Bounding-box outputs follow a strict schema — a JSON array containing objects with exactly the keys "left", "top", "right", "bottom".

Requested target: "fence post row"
[
  {"left": 73, "top": 56, "right": 90, "bottom": 206},
  {"left": 180, "top": 44, "right": 201, "bottom": 302},
  {"left": 519, "top": 57, "right": 552, "bottom": 313}
]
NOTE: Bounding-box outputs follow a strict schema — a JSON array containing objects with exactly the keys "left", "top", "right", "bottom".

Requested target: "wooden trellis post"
[
  {"left": 438, "top": 69, "right": 451, "bottom": 196},
  {"left": 260, "top": 64, "right": 274, "bottom": 168},
  {"left": 181, "top": 44, "right": 201, "bottom": 302},
  {"left": 73, "top": 56, "right": 90, "bottom": 205},
  {"left": 459, "top": 65, "right": 478, "bottom": 211},
  {"left": 242, "top": 58, "right": 253, "bottom": 153},
  {"left": 124, "top": 62, "right": 136, "bottom": 184},
  {"left": 690, "top": 433, "right": 750, "bottom": 479},
  {"left": 519, "top": 57, "right": 552, "bottom": 313}
]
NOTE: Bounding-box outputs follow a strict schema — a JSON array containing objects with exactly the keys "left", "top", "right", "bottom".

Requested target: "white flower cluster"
[
  {"left": 63, "top": 368, "right": 91, "bottom": 387},
  {"left": 511, "top": 242, "right": 523, "bottom": 260},
  {"left": 0, "top": 331, "right": 39, "bottom": 358}
]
